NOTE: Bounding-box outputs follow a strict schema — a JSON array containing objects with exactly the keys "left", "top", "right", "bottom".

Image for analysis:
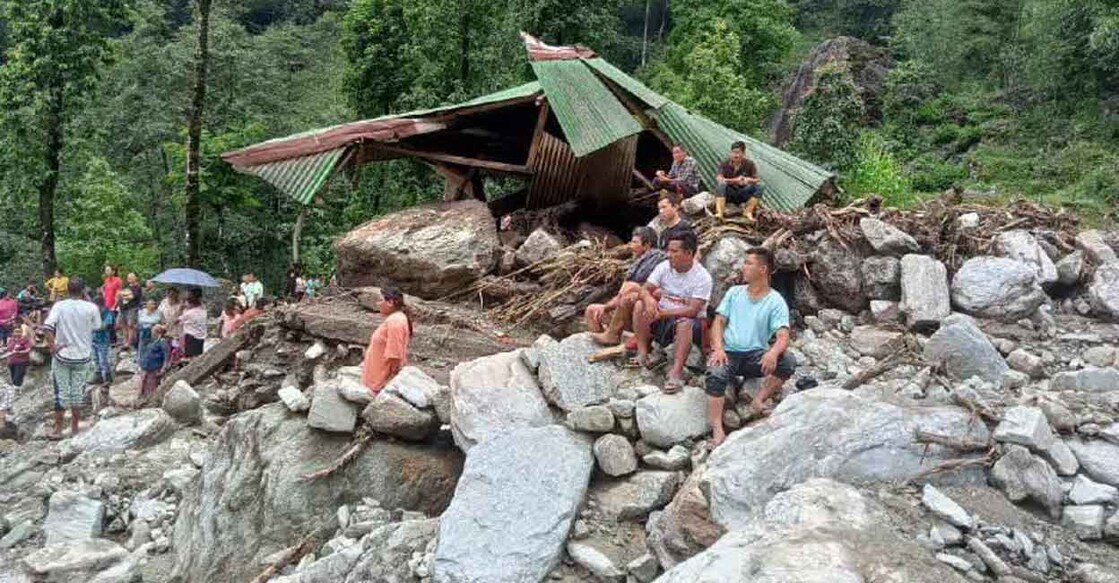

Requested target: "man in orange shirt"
[{"left": 362, "top": 287, "right": 412, "bottom": 394}]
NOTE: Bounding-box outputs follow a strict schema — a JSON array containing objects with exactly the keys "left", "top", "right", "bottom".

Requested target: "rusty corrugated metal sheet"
[
  {"left": 527, "top": 131, "right": 636, "bottom": 209},
  {"left": 241, "top": 147, "right": 349, "bottom": 205}
]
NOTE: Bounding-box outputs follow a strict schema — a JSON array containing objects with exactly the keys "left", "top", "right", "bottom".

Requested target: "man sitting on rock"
[
  {"left": 647, "top": 191, "right": 693, "bottom": 250},
  {"left": 632, "top": 231, "right": 712, "bottom": 394},
  {"left": 705, "top": 247, "right": 795, "bottom": 446},
  {"left": 653, "top": 145, "right": 701, "bottom": 196},
  {"left": 586, "top": 226, "right": 666, "bottom": 346},
  {"left": 715, "top": 140, "right": 762, "bottom": 221}
]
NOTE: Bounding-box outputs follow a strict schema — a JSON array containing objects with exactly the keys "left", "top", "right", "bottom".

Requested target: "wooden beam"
[
  {"left": 526, "top": 100, "right": 551, "bottom": 167},
  {"left": 370, "top": 143, "right": 532, "bottom": 174},
  {"left": 428, "top": 93, "right": 541, "bottom": 123}
]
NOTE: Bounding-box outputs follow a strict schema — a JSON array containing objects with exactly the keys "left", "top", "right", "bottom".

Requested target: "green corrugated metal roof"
[
  {"left": 381, "top": 81, "right": 542, "bottom": 121},
  {"left": 531, "top": 60, "right": 642, "bottom": 157},
  {"left": 583, "top": 58, "right": 668, "bottom": 109},
  {"left": 652, "top": 102, "right": 834, "bottom": 211},
  {"left": 242, "top": 147, "right": 348, "bottom": 205}
]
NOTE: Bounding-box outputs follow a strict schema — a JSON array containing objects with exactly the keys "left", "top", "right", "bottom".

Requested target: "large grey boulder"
[
  {"left": 1056, "top": 251, "right": 1085, "bottom": 286},
  {"left": 1067, "top": 439, "right": 1119, "bottom": 487},
  {"left": 1076, "top": 230, "right": 1119, "bottom": 264},
  {"left": 923, "top": 314, "right": 1008, "bottom": 385},
  {"left": 989, "top": 445, "right": 1063, "bottom": 518},
  {"left": 42, "top": 491, "right": 103, "bottom": 546},
  {"left": 591, "top": 471, "right": 681, "bottom": 521},
  {"left": 70, "top": 409, "right": 176, "bottom": 454},
  {"left": 1050, "top": 367, "right": 1119, "bottom": 393},
  {"left": 645, "top": 469, "right": 726, "bottom": 569},
  {"left": 23, "top": 539, "right": 128, "bottom": 579},
  {"left": 289, "top": 518, "right": 439, "bottom": 583},
  {"left": 433, "top": 426, "right": 593, "bottom": 583},
  {"left": 334, "top": 199, "right": 500, "bottom": 298},
  {"left": 1089, "top": 263, "right": 1119, "bottom": 320},
  {"left": 809, "top": 237, "right": 866, "bottom": 313},
  {"left": 703, "top": 236, "right": 750, "bottom": 308},
  {"left": 448, "top": 350, "right": 554, "bottom": 451},
  {"left": 950, "top": 257, "right": 1047, "bottom": 321},
  {"left": 538, "top": 333, "right": 623, "bottom": 411},
  {"left": 900, "top": 254, "right": 950, "bottom": 329},
  {"left": 994, "top": 230, "right": 1058, "bottom": 284},
  {"left": 171, "top": 404, "right": 462, "bottom": 582},
  {"left": 593, "top": 434, "right": 637, "bottom": 476},
  {"left": 635, "top": 387, "right": 709, "bottom": 448},
  {"left": 658, "top": 479, "right": 966, "bottom": 583},
  {"left": 307, "top": 381, "right": 358, "bottom": 433},
  {"left": 515, "top": 228, "right": 565, "bottom": 267},
  {"left": 383, "top": 366, "right": 440, "bottom": 411},
  {"left": 162, "top": 380, "right": 203, "bottom": 425},
  {"left": 703, "top": 388, "right": 989, "bottom": 527},
  {"left": 861, "top": 217, "right": 919, "bottom": 255},
  {"left": 861, "top": 256, "right": 900, "bottom": 300},
  {"left": 362, "top": 392, "right": 439, "bottom": 442}
]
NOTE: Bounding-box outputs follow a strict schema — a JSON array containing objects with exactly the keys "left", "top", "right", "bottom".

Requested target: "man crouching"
[
  {"left": 705, "top": 247, "right": 795, "bottom": 446},
  {"left": 585, "top": 227, "right": 665, "bottom": 346}
]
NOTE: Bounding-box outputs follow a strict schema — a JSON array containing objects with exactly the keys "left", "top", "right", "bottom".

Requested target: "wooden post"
[{"left": 292, "top": 206, "right": 307, "bottom": 264}]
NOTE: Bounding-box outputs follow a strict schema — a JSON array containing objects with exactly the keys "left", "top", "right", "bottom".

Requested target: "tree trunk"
[
  {"left": 641, "top": 0, "right": 650, "bottom": 67},
  {"left": 184, "top": 0, "right": 212, "bottom": 268},
  {"left": 292, "top": 206, "right": 307, "bottom": 264},
  {"left": 39, "top": 84, "right": 64, "bottom": 278}
]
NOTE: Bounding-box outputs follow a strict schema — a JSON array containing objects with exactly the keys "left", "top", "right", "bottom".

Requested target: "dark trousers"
[
  {"left": 9, "top": 363, "right": 27, "bottom": 387},
  {"left": 716, "top": 183, "right": 762, "bottom": 204},
  {"left": 704, "top": 349, "right": 796, "bottom": 397}
]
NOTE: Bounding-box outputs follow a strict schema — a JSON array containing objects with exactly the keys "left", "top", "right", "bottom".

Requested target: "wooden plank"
[
  {"left": 159, "top": 317, "right": 266, "bottom": 394},
  {"left": 526, "top": 100, "right": 551, "bottom": 167},
  {"left": 370, "top": 143, "right": 532, "bottom": 174}
]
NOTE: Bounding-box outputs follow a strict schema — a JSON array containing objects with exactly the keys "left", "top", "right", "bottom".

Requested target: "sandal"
[
  {"left": 663, "top": 376, "right": 684, "bottom": 394},
  {"left": 624, "top": 355, "right": 649, "bottom": 369}
]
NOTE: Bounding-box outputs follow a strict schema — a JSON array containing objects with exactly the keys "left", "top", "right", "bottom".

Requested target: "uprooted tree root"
[
  {"left": 465, "top": 192, "right": 1078, "bottom": 326},
  {"left": 301, "top": 426, "right": 374, "bottom": 481}
]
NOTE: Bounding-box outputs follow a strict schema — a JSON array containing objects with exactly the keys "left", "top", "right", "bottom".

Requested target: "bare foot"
[
  {"left": 709, "top": 431, "right": 726, "bottom": 448},
  {"left": 589, "top": 331, "right": 621, "bottom": 346}
]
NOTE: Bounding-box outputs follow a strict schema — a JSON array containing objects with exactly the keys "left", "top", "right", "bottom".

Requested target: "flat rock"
[
  {"left": 993, "top": 406, "right": 1052, "bottom": 450},
  {"left": 861, "top": 256, "right": 901, "bottom": 300},
  {"left": 1061, "top": 505, "right": 1104, "bottom": 540},
  {"left": 900, "top": 255, "right": 951, "bottom": 329},
  {"left": 1051, "top": 367, "right": 1119, "bottom": 393},
  {"left": 23, "top": 539, "right": 128, "bottom": 577},
  {"left": 591, "top": 471, "right": 681, "bottom": 521},
  {"left": 362, "top": 392, "right": 439, "bottom": 441},
  {"left": 1076, "top": 229, "right": 1119, "bottom": 264},
  {"left": 921, "top": 484, "right": 974, "bottom": 530},
  {"left": 383, "top": 366, "right": 439, "bottom": 410},
  {"left": 593, "top": 434, "right": 637, "bottom": 476},
  {"left": 448, "top": 350, "right": 554, "bottom": 451},
  {"left": 923, "top": 314, "right": 1008, "bottom": 385},
  {"left": 1068, "top": 474, "right": 1118, "bottom": 505},
  {"left": 433, "top": 426, "right": 593, "bottom": 583},
  {"left": 1067, "top": 439, "right": 1119, "bottom": 487},
  {"left": 635, "top": 387, "right": 709, "bottom": 448},
  {"left": 42, "top": 491, "right": 103, "bottom": 546},
  {"left": 861, "top": 217, "right": 919, "bottom": 255},
  {"left": 1084, "top": 346, "right": 1117, "bottom": 368},
  {"left": 950, "top": 257, "right": 1047, "bottom": 321},
  {"left": 570, "top": 406, "right": 616, "bottom": 433},
  {"left": 70, "top": 409, "right": 176, "bottom": 454},
  {"left": 538, "top": 333, "right": 623, "bottom": 411},
  {"left": 989, "top": 445, "right": 1063, "bottom": 518},
  {"left": 849, "top": 326, "right": 902, "bottom": 359},
  {"left": 994, "top": 230, "right": 1058, "bottom": 284},
  {"left": 307, "top": 382, "right": 358, "bottom": 433},
  {"left": 704, "top": 388, "right": 989, "bottom": 528},
  {"left": 278, "top": 386, "right": 310, "bottom": 413}
]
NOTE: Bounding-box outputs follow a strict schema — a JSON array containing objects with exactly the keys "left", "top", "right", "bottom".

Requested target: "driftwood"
[
  {"left": 248, "top": 526, "right": 329, "bottom": 583},
  {"left": 301, "top": 426, "right": 373, "bottom": 481},
  {"left": 914, "top": 429, "right": 991, "bottom": 452},
  {"left": 158, "top": 316, "right": 266, "bottom": 396}
]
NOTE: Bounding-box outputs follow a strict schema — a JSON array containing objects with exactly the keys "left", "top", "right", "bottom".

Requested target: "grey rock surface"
[
  {"left": 923, "top": 314, "right": 1008, "bottom": 385},
  {"left": 448, "top": 350, "right": 554, "bottom": 451},
  {"left": 950, "top": 257, "right": 1047, "bottom": 321},
  {"left": 634, "top": 387, "right": 709, "bottom": 448},
  {"left": 538, "top": 333, "right": 624, "bottom": 411},
  {"left": 900, "top": 254, "right": 951, "bottom": 329}
]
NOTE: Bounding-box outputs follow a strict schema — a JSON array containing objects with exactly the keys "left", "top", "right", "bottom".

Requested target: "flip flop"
[
  {"left": 662, "top": 376, "right": 684, "bottom": 394},
  {"left": 644, "top": 352, "right": 667, "bottom": 370}
]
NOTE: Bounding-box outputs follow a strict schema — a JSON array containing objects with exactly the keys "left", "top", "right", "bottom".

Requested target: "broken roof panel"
[
  {"left": 653, "top": 102, "right": 834, "bottom": 211},
  {"left": 242, "top": 147, "right": 349, "bottom": 205},
  {"left": 583, "top": 58, "right": 668, "bottom": 110},
  {"left": 530, "top": 59, "right": 642, "bottom": 158}
]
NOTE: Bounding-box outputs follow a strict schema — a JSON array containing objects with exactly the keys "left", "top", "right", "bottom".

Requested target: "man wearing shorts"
[
  {"left": 43, "top": 278, "right": 101, "bottom": 439},
  {"left": 705, "top": 247, "right": 796, "bottom": 446},
  {"left": 633, "top": 230, "right": 712, "bottom": 394}
]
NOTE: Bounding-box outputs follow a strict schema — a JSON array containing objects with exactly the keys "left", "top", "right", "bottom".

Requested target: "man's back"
[{"left": 44, "top": 298, "right": 101, "bottom": 363}]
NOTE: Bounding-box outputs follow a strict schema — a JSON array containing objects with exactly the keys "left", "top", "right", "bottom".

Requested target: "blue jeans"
[{"left": 93, "top": 342, "right": 112, "bottom": 381}]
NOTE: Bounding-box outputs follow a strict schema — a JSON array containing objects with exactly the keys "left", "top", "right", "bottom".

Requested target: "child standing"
[
  {"left": 92, "top": 295, "right": 115, "bottom": 385},
  {"left": 136, "top": 298, "right": 163, "bottom": 365},
  {"left": 4, "top": 325, "right": 32, "bottom": 387},
  {"left": 140, "top": 325, "right": 170, "bottom": 400}
]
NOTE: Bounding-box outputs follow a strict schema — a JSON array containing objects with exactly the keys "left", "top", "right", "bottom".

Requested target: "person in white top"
[
  {"left": 43, "top": 278, "right": 102, "bottom": 438},
  {"left": 632, "top": 230, "right": 713, "bottom": 394}
]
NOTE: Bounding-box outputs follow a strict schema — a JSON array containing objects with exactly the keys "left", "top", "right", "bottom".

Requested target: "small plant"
[{"left": 843, "top": 132, "right": 915, "bottom": 207}]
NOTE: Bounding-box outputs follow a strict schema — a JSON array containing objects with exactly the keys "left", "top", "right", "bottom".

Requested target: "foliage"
[
  {"left": 842, "top": 132, "right": 912, "bottom": 206},
  {"left": 788, "top": 64, "right": 864, "bottom": 170}
]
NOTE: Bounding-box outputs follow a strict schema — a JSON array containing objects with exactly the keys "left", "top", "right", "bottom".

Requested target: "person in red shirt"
[
  {"left": 0, "top": 289, "right": 18, "bottom": 345},
  {"left": 361, "top": 287, "right": 412, "bottom": 394},
  {"left": 102, "top": 265, "right": 123, "bottom": 344},
  {"left": 4, "top": 325, "right": 32, "bottom": 387}
]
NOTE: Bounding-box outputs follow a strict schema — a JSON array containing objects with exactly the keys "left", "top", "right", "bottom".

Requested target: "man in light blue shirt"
[{"left": 705, "top": 247, "right": 796, "bottom": 446}]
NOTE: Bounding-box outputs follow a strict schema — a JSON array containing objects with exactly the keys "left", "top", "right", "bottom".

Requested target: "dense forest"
[{"left": 0, "top": 0, "right": 1116, "bottom": 292}]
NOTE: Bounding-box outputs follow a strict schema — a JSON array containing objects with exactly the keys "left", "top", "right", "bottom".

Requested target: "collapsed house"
[{"left": 222, "top": 34, "right": 834, "bottom": 226}]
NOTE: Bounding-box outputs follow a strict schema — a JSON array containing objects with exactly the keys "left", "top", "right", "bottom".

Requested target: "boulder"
[
  {"left": 70, "top": 409, "right": 176, "bottom": 454},
  {"left": 993, "top": 406, "right": 1051, "bottom": 451},
  {"left": 23, "top": 539, "right": 128, "bottom": 578},
  {"left": 1076, "top": 230, "right": 1119, "bottom": 264},
  {"left": 1067, "top": 439, "right": 1119, "bottom": 487},
  {"left": 1089, "top": 263, "right": 1119, "bottom": 320},
  {"left": 1056, "top": 251, "right": 1085, "bottom": 286},
  {"left": 702, "top": 237, "right": 750, "bottom": 308},
  {"left": 989, "top": 445, "right": 1062, "bottom": 518},
  {"left": 591, "top": 471, "right": 681, "bottom": 521},
  {"left": 1068, "top": 475, "right": 1118, "bottom": 505},
  {"left": 645, "top": 469, "right": 726, "bottom": 569},
  {"left": 278, "top": 385, "right": 310, "bottom": 413},
  {"left": 634, "top": 387, "right": 709, "bottom": 448},
  {"left": 950, "top": 257, "right": 1047, "bottom": 321},
  {"left": 643, "top": 445, "right": 691, "bottom": 471},
  {"left": 593, "top": 434, "right": 638, "bottom": 477},
  {"left": 1050, "top": 367, "right": 1119, "bottom": 393},
  {"left": 569, "top": 406, "right": 616, "bottom": 433},
  {"left": 383, "top": 366, "right": 440, "bottom": 410},
  {"left": 809, "top": 237, "right": 867, "bottom": 313},
  {"left": 307, "top": 382, "right": 358, "bottom": 433},
  {"left": 848, "top": 326, "right": 902, "bottom": 359},
  {"left": 860, "top": 218, "right": 919, "bottom": 255},
  {"left": 294, "top": 518, "right": 438, "bottom": 583},
  {"left": 448, "top": 350, "right": 554, "bottom": 451},
  {"left": 1084, "top": 346, "right": 1117, "bottom": 368},
  {"left": 703, "top": 389, "right": 989, "bottom": 527},
  {"left": 861, "top": 256, "right": 900, "bottom": 300},
  {"left": 923, "top": 314, "right": 1008, "bottom": 385},
  {"left": 869, "top": 300, "right": 900, "bottom": 323},
  {"left": 1006, "top": 349, "right": 1044, "bottom": 378},
  {"left": 994, "top": 230, "right": 1058, "bottom": 284},
  {"left": 171, "top": 404, "right": 462, "bottom": 582},
  {"left": 658, "top": 479, "right": 962, "bottom": 583},
  {"left": 362, "top": 392, "right": 439, "bottom": 442},
  {"left": 334, "top": 200, "right": 500, "bottom": 298},
  {"left": 538, "top": 333, "right": 623, "bottom": 412},
  {"left": 162, "top": 380, "right": 202, "bottom": 425},
  {"left": 515, "top": 228, "right": 565, "bottom": 267},
  {"left": 42, "top": 491, "right": 104, "bottom": 546},
  {"left": 681, "top": 192, "right": 715, "bottom": 216},
  {"left": 920, "top": 484, "right": 974, "bottom": 530},
  {"left": 433, "top": 426, "right": 592, "bottom": 583},
  {"left": 900, "top": 255, "right": 950, "bottom": 329},
  {"left": 1062, "top": 505, "right": 1105, "bottom": 540}
]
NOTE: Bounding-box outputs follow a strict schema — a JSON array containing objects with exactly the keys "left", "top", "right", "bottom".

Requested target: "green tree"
[
  {"left": 788, "top": 64, "right": 865, "bottom": 170},
  {"left": 0, "top": 0, "right": 130, "bottom": 276}
]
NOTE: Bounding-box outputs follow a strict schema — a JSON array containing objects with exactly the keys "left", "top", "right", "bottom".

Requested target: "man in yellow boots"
[{"left": 714, "top": 140, "right": 762, "bottom": 221}]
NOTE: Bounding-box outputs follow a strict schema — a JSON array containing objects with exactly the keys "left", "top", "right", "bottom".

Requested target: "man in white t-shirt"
[
  {"left": 632, "top": 230, "right": 712, "bottom": 394},
  {"left": 43, "top": 278, "right": 102, "bottom": 438}
]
